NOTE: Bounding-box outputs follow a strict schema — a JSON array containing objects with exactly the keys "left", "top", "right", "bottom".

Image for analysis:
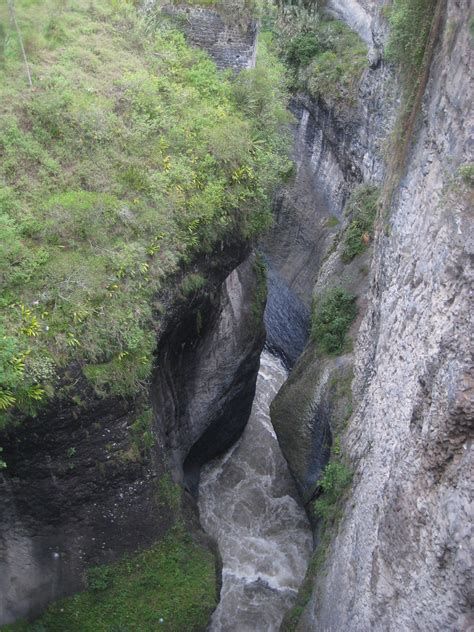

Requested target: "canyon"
[{"left": 0, "top": 0, "right": 472, "bottom": 630}]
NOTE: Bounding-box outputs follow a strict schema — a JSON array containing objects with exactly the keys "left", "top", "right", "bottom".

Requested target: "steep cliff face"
[
  {"left": 299, "top": 3, "right": 473, "bottom": 628},
  {"left": 262, "top": 0, "right": 397, "bottom": 369},
  {"left": 270, "top": 1, "right": 473, "bottom": 630},
  {"left": 267, "top": 6, "right": 397, "bottom": 495},
  {"left": 152, "top": 255, "right": 266, "bottom": 495},
  {"left": 326, "top": 0, "right": 389, "bottom": 62}
]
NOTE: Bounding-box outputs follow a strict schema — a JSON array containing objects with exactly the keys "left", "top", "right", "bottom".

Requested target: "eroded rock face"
[
  {"left": 0, "top": 388, "right": 170, "bottom": 624},
  {"left": 294, "top": 2, "right": 473, "bottom": 630},
  {"left": 326, "top": 0, "right": 390, "bottom": 63},
  {"left": 262, "top": 46, "right": 396, "bottom": 366},
  {"left": 266, "top": 23, "right": 396, "bottom": 497},
  {"left": 152, "top": 255, "right": 266, "bottom": 496},
  {"left": 0, "top": 252, "right": 265, "bottom": 624}
]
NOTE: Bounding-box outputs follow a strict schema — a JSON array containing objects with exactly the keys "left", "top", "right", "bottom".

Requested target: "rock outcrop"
[
  {"left": 269, "top": 1, "right": 473, "bottom": 630},
  {"left": 152, "top": 255, "right": 266, "bottom": 496}
]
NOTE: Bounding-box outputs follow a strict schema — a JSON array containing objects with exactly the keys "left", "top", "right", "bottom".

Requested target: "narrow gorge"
[{"left": 0, "top": 0, "right": 472, "bottom": 631}]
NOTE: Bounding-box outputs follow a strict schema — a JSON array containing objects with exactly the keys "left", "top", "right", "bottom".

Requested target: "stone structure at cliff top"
[{"left": 149, "top": 0, "right": 258, "bottom": 70}]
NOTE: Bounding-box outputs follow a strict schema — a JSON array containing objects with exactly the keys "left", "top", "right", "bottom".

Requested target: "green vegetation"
[
  {"left": 180, "top": 273, "right": 208, "bottom": 296},
  {"left": 157, "top": 0, "right": 258, "bottom": 12},
  {"left": 276, "top": 8, "right": 367, "bottom": 105},
  {"left": 458, "top": 162, "right": 474, "bottom": 187},
  {"left": 313, "top": 459, "right": 352, "bottom": 522},
  {"left": 280, "top": 550, "right": 317, "bottom": 631},
  {"left": 154, "top": 473, "right": 182, "bottom": 513},
  {"left": 326, "top": 215, "right": 340, "bottom": 228},
  {"left": 4, "top": 526, "right": 217, "bottom": 632},
  {"left": 0, "top": 446, "right": 6, "bottom": 469},
  {"left": 342, "top": 184, "right": 379, "bottom": 262},
  {"left": 385, "top": 0, "right": 438, "bottom": 86},
  {"left": 0, "top": 0, "right": 290, "bottom": 428},
  {"left": 251, "top": 254, "right": 267, "bottom": 324},
  {"left": 311, "top": 287, "right": 357, "bottom": 355}
]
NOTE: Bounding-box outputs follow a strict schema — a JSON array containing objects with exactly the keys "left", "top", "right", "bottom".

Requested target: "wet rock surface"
[{"left": 152, "top": 255, "right": 266, "bottom": 496}]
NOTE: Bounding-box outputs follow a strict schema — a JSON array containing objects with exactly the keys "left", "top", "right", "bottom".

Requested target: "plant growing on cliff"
[
  {"left": 313, "top": 460, "right": 352, "bottom": 522},
  {"left": 458, "top": 163, "right": 474, "bottom": 187},
  {"left": 251, "top": 254, "right": 267, "bottom": 324},
  {"left": 180, "top": 273, "right": 208, "bottom": 297},
  {"left": 385, "top": 0, "right": 438, "bottom": 84},
  {"left": 311, "top": 287, "right": 357, "bottom": 355},
  {"left": 276, "top": 8, "right": 367, "bottom": 106},
  {"left": 282, "top": 442, "right": 353, "bottom": 631},
  {"left": 342, "top": 184, "right": 380, "bottom": 262}
]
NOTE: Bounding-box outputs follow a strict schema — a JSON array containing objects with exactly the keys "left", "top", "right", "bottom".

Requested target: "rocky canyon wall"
[
  {"left": 300, "top": 2, "right": 473, "bottom": 628},
  {"left": 268, "top": 8, "right": 397, "bottom": 499},
  {"left": 270, "top": 1, "right": 473, "bottom": 630}
]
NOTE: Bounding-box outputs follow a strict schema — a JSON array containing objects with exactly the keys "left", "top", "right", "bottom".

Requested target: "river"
[{"left": 198, "top": 351, "right": 313, "bottom": 632}]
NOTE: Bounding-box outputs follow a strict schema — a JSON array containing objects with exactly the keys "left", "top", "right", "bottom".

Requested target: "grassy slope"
[
  {"left": 0, "top": 0, "right": 289, "bottom": 428},
  {"left": 3, "top": 526, "right": 217, "bottom": 632}
]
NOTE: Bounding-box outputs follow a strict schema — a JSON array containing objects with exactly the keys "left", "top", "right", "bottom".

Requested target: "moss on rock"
[{"left": 4, "top": 526, "right": 217, "bottom": 632}]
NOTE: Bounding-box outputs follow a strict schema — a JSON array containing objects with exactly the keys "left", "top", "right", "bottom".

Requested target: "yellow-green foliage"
[{"left": 0, "top": 0, "right": 290, "bottom": 425}]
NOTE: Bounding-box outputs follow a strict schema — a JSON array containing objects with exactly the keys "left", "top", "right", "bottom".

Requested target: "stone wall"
[{"left": 161, "top": 1, "right": 258, "bottom": 70}]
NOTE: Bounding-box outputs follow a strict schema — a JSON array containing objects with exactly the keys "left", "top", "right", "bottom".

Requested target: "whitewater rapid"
[{"left": 198, "top": 351, "right": 313, "bottom": 632}]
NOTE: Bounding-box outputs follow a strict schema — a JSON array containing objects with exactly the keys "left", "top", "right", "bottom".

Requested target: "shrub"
[
  {"left": 284, "top": 32, "right": 323, "bottom": 68},
  {"left": 459, "top": 163, "right": 474, "bottom": 187},
  {"left": 342, "top": 184, "right": 379, "bottom": 262},
  {"left": 311, "top": 287, "right": 357, "bottom": 355},
  {"left": 180, "top": 273, "right": 207, "bottom": 296},
  {"left": 130, "top": 408, "right": 155, "bottom": 452},
  {"left": 313, "top": 460, "right": 352, "bottom": 522},
  {"left": 278, "top": 13, "right": 367, "bottom": 105}
]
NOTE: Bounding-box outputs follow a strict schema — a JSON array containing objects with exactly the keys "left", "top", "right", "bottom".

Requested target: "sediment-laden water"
[{"left": 198, "top": 351, "right": 312, "bottom": 632}]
